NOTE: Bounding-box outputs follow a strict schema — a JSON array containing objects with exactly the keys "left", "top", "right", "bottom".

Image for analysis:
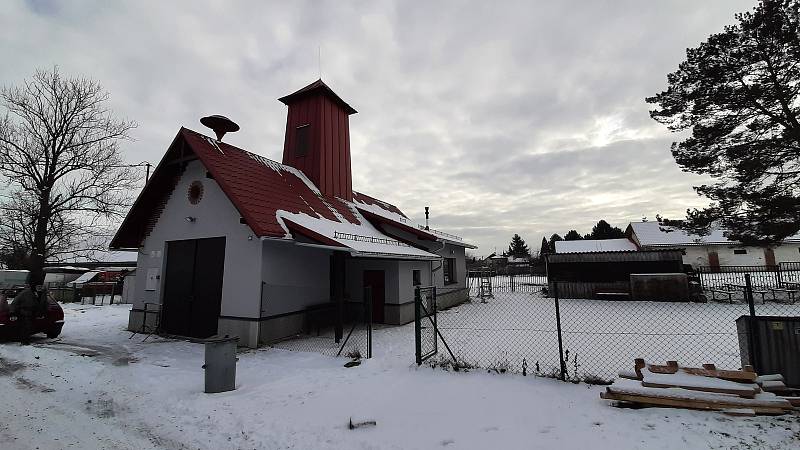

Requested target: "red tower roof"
[{"left": 278, "top": 79, "right": 357, "bottom": 115}]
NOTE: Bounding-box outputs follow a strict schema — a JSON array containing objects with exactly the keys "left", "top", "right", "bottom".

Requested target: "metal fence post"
[
  {"left": 744, "top": 274, "right": 759, "bottom": 373},
  {"left": 365, "top": 286, "right": 373, "bottom": 359},
  {"left": 414, "top": 286, "right": 422, "bottom": 365},
  {"left": 553, "top": 281, "right": 566, "bottom": 381}
]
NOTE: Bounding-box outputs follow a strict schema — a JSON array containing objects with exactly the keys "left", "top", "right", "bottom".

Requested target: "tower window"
[{"left": 295, "top": 124, "right": 310, "bottom": 157}]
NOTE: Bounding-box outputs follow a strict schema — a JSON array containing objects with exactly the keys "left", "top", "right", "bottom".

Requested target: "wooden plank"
[
  {"left": 760, "top": 380, "right": 787, "bottom": 391},
  {"left": 618, "top": 370, "right": 641, "bottom": 381},
  {"left": 606, "top": 383, "right": 792, "bottom": 410},
  {"left": 600, "top": 391, "right": 789, "bottom": 415},
  {"left": 757, "top": 374, "right": 784, "bottom": 383},
  {"left": 641, "top": 380, "right": 757, "bottom": 397},
  {"left": 722, "top": 408, "right": 756, "bottom": 417},
  {"left": 642, "top": 362, "right": 757, "bottom": 382},
  {"left": 779, "top": 396, "right": 800, "bottom": 407}
]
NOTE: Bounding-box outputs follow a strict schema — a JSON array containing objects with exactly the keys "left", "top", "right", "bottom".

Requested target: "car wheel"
[{"left": 46, "top": 328, "right": 62, "bottom": 339}]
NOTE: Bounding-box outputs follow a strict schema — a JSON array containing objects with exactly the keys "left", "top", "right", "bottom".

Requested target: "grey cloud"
[{"left": 2, "top": 0, "right": 753, "bottom": 254}]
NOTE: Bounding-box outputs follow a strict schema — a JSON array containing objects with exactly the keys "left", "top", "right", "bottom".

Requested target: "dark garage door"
[{"left": 161, "top": 237, "right": 226, "bottom": 338}]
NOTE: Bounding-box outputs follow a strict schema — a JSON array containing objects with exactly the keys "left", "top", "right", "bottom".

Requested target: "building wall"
[
  {"left": 679, "top": 243, "right": 800, "bottom": 268},
  {"left": 398, "top": 260, "right": 433, "bottom": 303},
  {"left": 774, "top": 243, "right": 800, "bottom": 264},
  {"left": 260, "top": 240, "right": 332, "bottom": 317},
  {"left": 129, "top": 160, "right": 263, "bottom": 329},
  {"left": 345, "top": 258, "right": 400, "bottom": 304},
  {"left": 433, "top": 243, "right": 467, "bottom": 292}
]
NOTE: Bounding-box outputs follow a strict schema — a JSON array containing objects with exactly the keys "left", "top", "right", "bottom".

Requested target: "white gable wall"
[{"left": 132, "top": 160, "right": 263, "bottom": 323}]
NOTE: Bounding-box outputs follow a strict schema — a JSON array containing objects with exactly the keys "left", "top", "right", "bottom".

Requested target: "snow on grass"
[
  {"left": 0, "top": 303, "right": 798, "bottom": 449},
  {"left": 429, "top": 289, "right": 800, "bottom": 380}
]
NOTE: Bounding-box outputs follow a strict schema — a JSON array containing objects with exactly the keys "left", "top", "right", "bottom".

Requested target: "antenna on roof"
[
  {"left": 318, "top": 45, "right": 322, "bottom": 79},
  {"left": 200, "top": 115, "right": 240, "bottom": 141}
]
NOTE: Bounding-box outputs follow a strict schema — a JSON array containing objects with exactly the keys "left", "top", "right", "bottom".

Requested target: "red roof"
[
  {"left": 278, "top": 79, "right": 357, "bottom": 115},
  {"left": 110, "top": 128, "right": 410, "bottom": 249}
]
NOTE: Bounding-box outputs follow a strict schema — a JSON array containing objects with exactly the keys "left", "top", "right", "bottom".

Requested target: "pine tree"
[
  {"left": 564, "top": 230, "right": 583, "bottom": 241},
  {"left": 548, "top": 234, "right": 563, "bottom": 253},
  {"left": 539, "top": 237, "right": 549, "bottom": 258},
  {"left": 588, "top": 220, "right": 625, "bottom": 240},
  {"left": 507, "top": 234, "right": 530, "bottom": 258},
  {"left": 647, "top": 0, "right": 800, "bottom": 243}
]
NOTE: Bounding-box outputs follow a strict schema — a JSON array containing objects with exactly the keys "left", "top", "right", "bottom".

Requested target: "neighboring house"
[
  {"left": 110, "top": 79, "right": 474, "bottom": 347},
  {"left": 43, "top": 266, "right": 88, "bottom": 286},
  {"left": 626, "top": 221, "right": 800, "bottom": 268},
  {"left": 555, "top": 239, "right": 637, "bottom": 254}
]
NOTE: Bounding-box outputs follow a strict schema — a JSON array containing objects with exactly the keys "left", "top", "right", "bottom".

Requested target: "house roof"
[
  {"left": 628, "top": 221, "right": 731, "bottom": 246},
  {"left": 555, "top": 238, "right": 638, "bottom": 253},
  {"left": 110, "top": 128, "right": 464, "bottom": 258},
  {"left": 278, "top": 79, "right": 357, "bottom": 115}
]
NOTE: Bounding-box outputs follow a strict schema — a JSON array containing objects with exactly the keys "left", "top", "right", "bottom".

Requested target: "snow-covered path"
[{"left": 1, "top": 304, "right": 798, "bottom": 449}]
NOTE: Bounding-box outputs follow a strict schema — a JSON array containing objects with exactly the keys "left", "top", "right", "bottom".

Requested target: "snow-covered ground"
[
  {"left": 1, "top": 303, "right": 798, "bottom": 449},
  {"left": 433, "top": 291, "right": 800, "bottom": 380}
]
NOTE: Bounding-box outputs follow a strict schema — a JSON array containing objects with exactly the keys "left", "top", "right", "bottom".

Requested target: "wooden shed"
[{"left": 546, "top": 249, "right": 685, "bottom": 299}]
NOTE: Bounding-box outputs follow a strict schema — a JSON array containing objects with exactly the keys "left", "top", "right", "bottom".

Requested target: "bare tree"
[{"left": 0, "top": 67, "right": 137, "bottom": 285}]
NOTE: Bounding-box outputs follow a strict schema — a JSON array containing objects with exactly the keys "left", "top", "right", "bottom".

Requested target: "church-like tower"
[{"left": 279, "top": 79, "right": 357, "bottom": 201}]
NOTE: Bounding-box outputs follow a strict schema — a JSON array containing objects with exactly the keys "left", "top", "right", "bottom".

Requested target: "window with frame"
[
  {"left": 412, "top": 270, "right": 421, "bottom": 286},
  {"left": 443, "top": 258, "right": 456, "bottom": 285},
  {"left": 295, "top": 124, "right": 310, "bottom": 157},
  {"left": 733, "top": 249, "right": 747, "bottom": 255}
]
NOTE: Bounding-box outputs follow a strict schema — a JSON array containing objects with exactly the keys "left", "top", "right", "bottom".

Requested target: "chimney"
[{"left": 278, "top": 80, "right": 357, "bottom": 201}]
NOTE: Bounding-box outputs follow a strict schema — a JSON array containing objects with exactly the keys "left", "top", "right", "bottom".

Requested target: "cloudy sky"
[{"left": 2, "top": 0, "right": 756, "bottom": 255}]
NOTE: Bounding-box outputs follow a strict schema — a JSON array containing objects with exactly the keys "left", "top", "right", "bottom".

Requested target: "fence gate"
[{"left": 415, "top": 286, "right": 438, "bottom": 364}]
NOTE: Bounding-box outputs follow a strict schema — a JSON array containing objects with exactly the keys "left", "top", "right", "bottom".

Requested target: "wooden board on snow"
[
  {"left": 601, "top": 391, "right": 788, "bottom": 415},
  {"left": 633, "top": 359, "right": 757, "bottom": 382},
  {"left": 603, "top": 379, "right": 792, "bottom": 413},
  {"left": 640, "top": 368, "right": 760, "bottom": 397}
]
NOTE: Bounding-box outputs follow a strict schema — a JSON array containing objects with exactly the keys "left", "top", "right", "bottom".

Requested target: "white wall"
[
  {"left": 680, "top": 243, "right": 800, "bottom": 268},
  {"left": 432, "top": 243, "right": 467, "bottom": 291},
  {"left": 398, "top": 260, "right": 432, "bottom": 303},
  {"left": 260, "top": 240, "right": 332, "bottom": 316},
  {"left": 132, "top": 160, "right": 263, "bottom": 318},
  {"left": 774, "top": 243, "right": 800, "bottom": 264},
  {"left": 345, "top": 258, "right": 400, "bottom": 304}
]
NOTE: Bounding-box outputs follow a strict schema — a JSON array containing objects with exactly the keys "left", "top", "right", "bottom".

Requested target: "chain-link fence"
[
  {"left": 269, "top": 288, "right": 372, "bottom": 359},
  {"left": 418, "top": 274, "right": 800, "bottom": 382}
]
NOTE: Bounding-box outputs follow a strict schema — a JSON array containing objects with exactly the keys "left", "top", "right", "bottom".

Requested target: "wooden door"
[
  {"left": 161, "top": 239, "right": 196, "bottom": 336},
  {"left": 764, "top": 248, "right": 776, "bottom": 266},
  {"left": 190, "top": 238, "right": 226, "bottom": 338},
  {"left": 708, "top": 251, "right": 720, "bottom": 272},
  {"left": 363, "top": 270, "right": 385, "bottom": 323},
  {"left": 161, "top": 237, "right": 226, "bottom": 338}
]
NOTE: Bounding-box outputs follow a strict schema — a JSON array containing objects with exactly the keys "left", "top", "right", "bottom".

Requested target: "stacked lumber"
[{"left": 602, "top": 359, "right": 797, "bottom": 416}]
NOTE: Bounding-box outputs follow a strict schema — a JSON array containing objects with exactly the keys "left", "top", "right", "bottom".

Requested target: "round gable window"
[{"left": 188, "top": 181, "right": 204, "bottom": 205}]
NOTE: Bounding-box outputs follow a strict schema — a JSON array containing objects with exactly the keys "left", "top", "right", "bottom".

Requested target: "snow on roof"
[
  {"left": 112, "top": 127, "right": 472, "bottom": 255},
  {"left": 352, "top": 193, "right": 410, "bottom": 224},
  {"left": 277, "top": 209, "right": 439, "bottom": 259},
  {"left": 69, "top": 271, "right": 100, "bottom": 285},
  {"left": 630, "top": 221, "right": 734, "bottom": 246},
  {"left": 555, "top": 238, "right": 638, "bottom": 253},
  {"left": 629, "top": 221, "right": 800, "bottom": 246},
  {"left": 352, "top": 193, "right": 474, "bottom": 248}
]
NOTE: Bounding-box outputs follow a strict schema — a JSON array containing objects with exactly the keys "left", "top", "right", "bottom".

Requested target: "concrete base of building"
[{"left": 126, "top": 291, "right": 471, "bottom": 349}]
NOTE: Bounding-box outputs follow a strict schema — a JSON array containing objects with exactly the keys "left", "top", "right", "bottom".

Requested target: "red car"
[{"left": 0, "top": 293, "right": 64, "bottom": 340}]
